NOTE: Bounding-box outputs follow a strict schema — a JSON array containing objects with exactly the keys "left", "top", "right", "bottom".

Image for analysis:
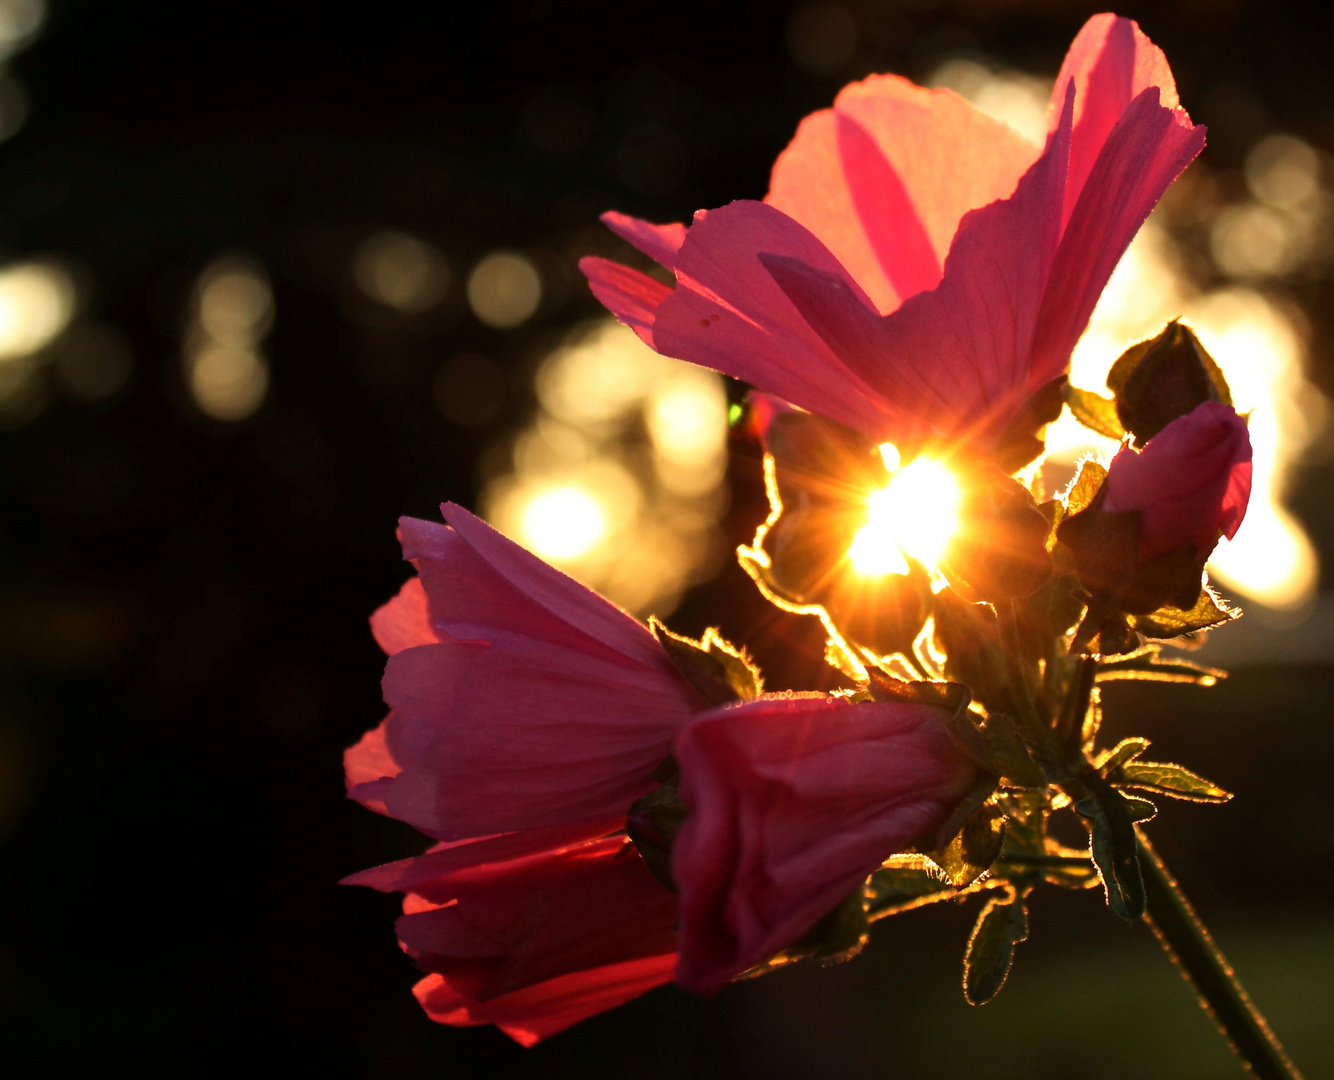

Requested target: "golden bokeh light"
[
  {"left": 482, "top": 318, "right": 729, "bottom": 616},
  {"left": 518, "top": 485, "right": 608, "bottom": 561},
  {"left": 353, "top": 230, "right": 450, "bottom": 313},
  {"left": 184, "top": 256, "right": 273, "bottom": 422},
  {"left": 0, "top": 260, "right": 76, "bottom": 360},
  {"left": 466, "top": 251, "right": 542, "bottom": 329},
  {"left": 850, "top": 452, "right": 962, "bottom": 577}
]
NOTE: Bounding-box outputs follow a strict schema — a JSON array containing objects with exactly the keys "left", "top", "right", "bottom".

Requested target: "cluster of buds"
[{"left": 343, "top": 13, "right": 1287, "bottom": 1070}]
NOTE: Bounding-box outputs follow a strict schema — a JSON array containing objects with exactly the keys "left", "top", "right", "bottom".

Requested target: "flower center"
[{"left": 849, "top": 447, "right": 962, "bottom": 577}]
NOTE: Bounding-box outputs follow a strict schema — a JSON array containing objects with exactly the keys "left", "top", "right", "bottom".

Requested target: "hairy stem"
[{"left": 1137, "top": 832, "right": 1304, "bottom": 1080}]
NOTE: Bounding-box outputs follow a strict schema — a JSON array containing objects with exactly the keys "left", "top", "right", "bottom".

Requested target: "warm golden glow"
[
  {"left": 482, "top": 319, "right": 730, "bottom": 616},
  {"left": 184, "top": 256, "right": 272, "bottom": 422},
  {"left": 518, "top": 485, "right": 608, "bottom": 561},
  {"left": 850, "top": 451, "right": 962, "bottom": 577}
]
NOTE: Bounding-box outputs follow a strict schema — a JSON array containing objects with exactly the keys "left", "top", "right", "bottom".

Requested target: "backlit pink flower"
[
  {"left": 671, "top": 693, "right": 979, "bottom": 995},
  {"left": 348, "top": 834, "right": 678, "bottom": 1047},
  {"left": 344, "top": 502, "right": 708, "bottom": 851},
  {"left": 1101, "top": 401, "right": 1253, "bottom": 563},
  {"left": 582, "top": 14, "right": 1204, "bottom": 459}
]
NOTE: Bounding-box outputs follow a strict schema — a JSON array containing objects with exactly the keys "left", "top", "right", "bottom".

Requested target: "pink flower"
[
  {"left": 581, "top": 14, "right": 1204, "bottom": 459},
  {"left": 671, "top": 693, "right": 979, "bottom": 995},
  {"left": 344, "top": 502, "right": 708, "bottom": 851},
  {"left": 347, "top": 834, "right": 678, "bottom": 1047},
  {"left": 1101, "top": 401, "right": 1253, "bottom": 563}
]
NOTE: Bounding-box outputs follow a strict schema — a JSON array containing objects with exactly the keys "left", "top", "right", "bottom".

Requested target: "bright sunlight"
[{"left": 849, "top": 448, "right": 962, "bottom": 577}]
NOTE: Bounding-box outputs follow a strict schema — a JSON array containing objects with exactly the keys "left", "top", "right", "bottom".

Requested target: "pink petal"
[
  {"left": 400, "top": 503, "right": 672, "bottom": 674},
  {"left": 1030, "top": 88, "right": 1205, "bottom": 387},
  {"left": 578, "top": 255, "right": 671, "bottom": 348},
  {"left": 600, "top": 210, "right": 687, "bottom": 269},
  {"left": 340, "top": 819, "right": 624, "bottom": 896},
  {"left": 672, "top": 694, "right": 977, "bottom": 996},
  {"left": 1052, "top": 14, "right": 1189, "bottom": 227},
  {"left": 369, "top": 576, "right": 443, "bottom": 656},
  {"left": 768, "top": 75, "right": 1039, "bottom": 314},
  {"left": 377, "top": 632, "right": 696, "bottom": 839},
  {"left": 765, "top": 89, "right": 1074, "bottom": 450},
  {"left": 413, "top": 954, "right": 677, "bottom": 1047},
  {"left": 344, "top": 717, "right": 401, "bottom": 815},
  {"left": 650, "top": 200, "right": 897, "bottom": 437},
  {"left": 395, "top": 836, "right": 678, "bottom": 1001}
]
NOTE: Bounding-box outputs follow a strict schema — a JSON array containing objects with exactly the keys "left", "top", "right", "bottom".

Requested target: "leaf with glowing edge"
[
  {"left": 650, "top": 618, "right": 763, "bottom": 705},
  {"left": 1130, "top": 585, "right": 1239, "bottom": 640},
  {"left": 963, "top": 885, "right": 1031, "bottom": 1005},
  {"left": 1109, "top": 761, "right": 1233, "bottom": 804},
  {"left": 1096, "top": 646, "right": 1226, "bottom": 685}
]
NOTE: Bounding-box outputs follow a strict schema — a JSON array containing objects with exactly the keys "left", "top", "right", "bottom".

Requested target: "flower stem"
[{"left": 1137, "top": 831, "right": 1304, "bottom": 1080}]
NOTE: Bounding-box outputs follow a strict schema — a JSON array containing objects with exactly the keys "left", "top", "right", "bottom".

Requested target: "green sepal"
[
  {"left": 865, "top": 670, "right": 971, "bottom": 715},
  {"left": 1109, "top": 760, "right": 1233, "bottom": 804},
  {"left": 1062, "top": 459, "right": 1109, "bottom": 516},
  {"left": 930, "top": 790, "right": 1007, "bottom": 888},
  {"left": 1075, "top": 781, "right": 1147, "bottom": 921},
  {"left": 1096, "top": 646, "right": 1226, "bottom": 685},
  {"left": 963, "top": 886, "right": 1031, "bottom": 1005},
  {"left": 867, "top": 862, "right": 968, "bottom": 920},
  {"left": 1064, "top": 385, "right": 1125, "bottom": 440},
  {"left": 1129, "top": 585, "right": 1239, "bottom": 640},
  {"left": 740, "top": 884, "right": 871, "bottom": 978},
  {"left": 974, "top": 713, "right": 1046, "bottom": 789},
  {"left": 625, "top": 780, "right": 687, "bottom": 892},
  {"left": 1107, "top": 321, "right": 1233, "bottom": 443},
  {"left": 650, "top": 618, "right": 762, "bottom": 705}
]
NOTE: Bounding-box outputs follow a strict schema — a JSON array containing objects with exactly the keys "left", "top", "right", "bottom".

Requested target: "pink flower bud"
[
  {"left": 1099, "top": 401, "right": 1252, "bottom": 564},
  {"left": 671, "top": 694, "right": 979, "bottom": 995}
]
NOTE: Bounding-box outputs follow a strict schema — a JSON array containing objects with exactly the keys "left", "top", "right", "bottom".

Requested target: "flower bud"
[{"left": 1100, "top": 401, "right": 1252, "bottom": 565}]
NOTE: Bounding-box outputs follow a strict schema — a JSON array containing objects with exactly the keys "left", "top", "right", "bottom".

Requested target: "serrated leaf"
[
  {"left": 651, "top": 618, "right": 762, "bottom": 704},
  {"left": 1076, "top": 783, "right": 1146, "bottom": 921},
  {"left": 1096, "top": 648, "right": 1225, "bottom": 685},
  {"left": 1130, "top": 585, "right": 1239, "bottom": 639},
  {"left": 932, "top": 800, "right": 1006, "bottom": 888},
  {"left": 963, "top": 887, "right": 1030, "bottom": 1005},
  {"left": 1065, "top": 385, "right": 1125, "bottom": 440},
  {"left": 1110, "top": 761, "right": 1233, "bottom": 803},
  {"left": 1095, "top": 737, "right": 1151, "bottom": 773}
]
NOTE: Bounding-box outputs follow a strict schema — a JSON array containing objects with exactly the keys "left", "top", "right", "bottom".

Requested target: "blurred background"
[{"left": 1, "top": 0, "right": 1331, "bottom": 1076}]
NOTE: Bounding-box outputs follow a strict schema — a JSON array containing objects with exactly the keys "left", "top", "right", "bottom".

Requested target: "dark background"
[{"left": 1, "top": 1, "right": 1332, "bottom": 1076}]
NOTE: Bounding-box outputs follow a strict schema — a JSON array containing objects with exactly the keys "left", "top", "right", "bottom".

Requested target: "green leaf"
[
  {"left": 1065, "top": 385, "right": 1125, "bottom": 440},
  {"left": 1110, "top": 760, "right": 1233, "bottom": 803},
  {"left": 1096, "top": 647, "right": 1226, "bottom": 686},
  {"left": 1130, "top": 584, "right": 1239, "bottom": 640},
  {"left": 932, "top": 799, "right": 1006, "bottom": 888},
  {"left": 963, "top": 887, "right": 1030, "bottom": 1005},
  {"left": 1095, "top": 737, "right": 1151, "bottom": 773},
  {"left": 1076, "top": 782, "right": 1147, "bottom": 921},
  {"left": 650, "top": 618, "right": 763, "bottom": 705}
]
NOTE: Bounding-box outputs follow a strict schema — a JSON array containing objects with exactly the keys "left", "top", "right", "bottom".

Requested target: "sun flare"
[{"left": 849, "top": 449, "right": 963, "bottom": 577}]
